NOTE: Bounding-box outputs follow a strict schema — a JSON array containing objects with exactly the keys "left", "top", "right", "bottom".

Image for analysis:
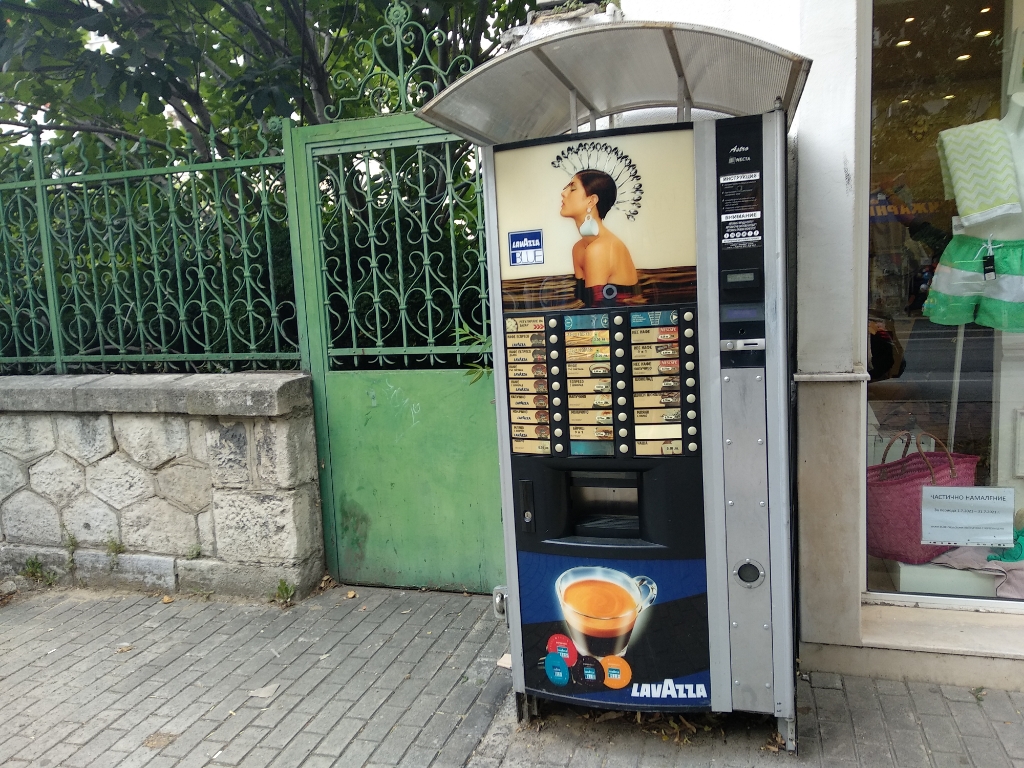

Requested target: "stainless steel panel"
[
  {"left": 762, "top": 110, "right": 795, "bottom": 719},
  {"left": 483, "top": 147, "right": 526, "bottom": 693},
  {"left": 694, "top": 120, "right": 732, "bottom": 713},
  {"left": 721, "top": 367, "right": 774, "bottom": 713}
]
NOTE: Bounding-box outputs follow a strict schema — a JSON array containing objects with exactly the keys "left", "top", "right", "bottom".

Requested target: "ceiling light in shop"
[
  {"left": 981, "top": 6, "right": 991, "bottom": 11},
  {"left": 905, "top": 16, "right": 915, "bottom": 22},
  {"left": 975, "top": 30, "right": 993, "bottom": 37},
  {"left": 896, "top": 39, "right": 912, "bottom": 47},
  {"left": 900, "top": 99, "right": 910, "bottom": 104},
  {"left": 944, "top": 94, "right": 956, "bottom": 100},
  {"left": 956, "top": 54, "right": 972, "bottom": 60}
]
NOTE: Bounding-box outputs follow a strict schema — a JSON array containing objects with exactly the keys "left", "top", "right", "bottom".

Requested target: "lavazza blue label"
[{"left": 509, "top": 230, "right": 544, "bottom": 266}]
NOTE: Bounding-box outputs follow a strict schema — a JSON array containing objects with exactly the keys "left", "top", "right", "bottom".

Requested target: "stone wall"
[{"left": 0, "top": 374, "right": 324, "bottom": 599}]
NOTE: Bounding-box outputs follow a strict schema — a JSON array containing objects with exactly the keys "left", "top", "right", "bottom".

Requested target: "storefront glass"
[{"left": 868, "top": 0, "right": 1024, "bottom": 601}]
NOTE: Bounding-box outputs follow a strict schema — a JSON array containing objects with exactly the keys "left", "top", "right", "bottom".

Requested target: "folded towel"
[
  {"left": 938, "top": 120, "right": 1022, "bottom": 226},
  {"left": 931, "top": 546, "right": 1024, "bottom": 599}
]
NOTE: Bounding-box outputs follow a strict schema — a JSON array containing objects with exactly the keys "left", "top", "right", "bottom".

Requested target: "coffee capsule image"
[
  {"left": 546, "top": 633, "right": 579, "bottom": 667},
  {"left": 555, "top": 566, "right": 657, "bottom": 658},
  {"left": 571, "top": 655, "right": 605, "bottom": 690},
  {"left": 545, "top": 652, "right": 571, "bottom": 686},
  {"left": 533, "top": 394, "right": 549, "bottom": 408},
  {"left": 601, "top": 655, "right": 632, "bottom": 689},
  {"left": 534, "top": 425, "right": 551, "bottom": 439}
]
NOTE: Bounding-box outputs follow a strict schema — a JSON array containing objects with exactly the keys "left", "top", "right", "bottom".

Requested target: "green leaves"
[{"left": 0, "top": 0, "right": 534, "bottom": 156}]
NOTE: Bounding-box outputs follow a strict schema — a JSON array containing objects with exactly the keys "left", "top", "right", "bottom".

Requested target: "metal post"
[
  {"left": 569, "top": 89, "right": 579, "bottom": 134},
  {"left": 30, "top": 123, "right": 65, "bottom": 374}
]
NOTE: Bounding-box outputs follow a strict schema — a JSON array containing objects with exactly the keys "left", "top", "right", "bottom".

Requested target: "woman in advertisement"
[{"left": 560, "top": 170, "right": 641, "bottom": 307}]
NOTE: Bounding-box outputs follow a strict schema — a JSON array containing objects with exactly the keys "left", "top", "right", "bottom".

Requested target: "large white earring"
[{"left": 579, "top": 207, "right": 598, "bottom": 237}]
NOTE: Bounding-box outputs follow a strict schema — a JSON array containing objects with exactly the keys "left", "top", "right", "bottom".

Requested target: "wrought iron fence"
[
  {"left": 0, "top": 125, "right": 298, "bottom": 374},
  {"left": 315, "top": 138, "right": 488, "bottom": 370},
  {"left": 0, "top": 0, "right": 493, "bottom": 376}
]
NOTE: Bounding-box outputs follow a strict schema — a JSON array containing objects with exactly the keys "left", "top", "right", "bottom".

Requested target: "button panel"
[
  {"left": 504, "top": 315, "right": 551, "bottom": 454},
  {"left": 504, "top": 304, "right": 698, "bottom": 459}
]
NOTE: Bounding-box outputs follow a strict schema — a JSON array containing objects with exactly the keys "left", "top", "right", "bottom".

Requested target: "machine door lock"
[{"left": 517, "top": 480, "right": 535, "bottom": 533}]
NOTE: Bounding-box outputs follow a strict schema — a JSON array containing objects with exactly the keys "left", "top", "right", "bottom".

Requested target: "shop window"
[{"left": 868, "top": 0, "right": 1024, "bottom": 601}]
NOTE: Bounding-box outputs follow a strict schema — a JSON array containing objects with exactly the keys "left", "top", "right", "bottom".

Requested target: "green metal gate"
[{"left": 284, "top": 109, "right": 503, "bottom": 589}]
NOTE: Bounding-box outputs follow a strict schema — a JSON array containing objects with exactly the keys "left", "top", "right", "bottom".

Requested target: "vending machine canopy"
[{"left": 417, "top": 22, "right": 811, "bottom": 145}]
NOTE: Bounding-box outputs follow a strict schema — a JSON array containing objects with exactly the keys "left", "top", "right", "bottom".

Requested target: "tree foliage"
[{"left": 0, "top": 0, "right": 533, "bottom": 157}]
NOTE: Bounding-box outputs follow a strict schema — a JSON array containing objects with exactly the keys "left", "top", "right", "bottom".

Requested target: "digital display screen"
[
  {"left": 726, "top": 271, "right": 757, "bottom": 283},
  {"left": 720, "top": 304, "right": 764, "bottom": 322}
]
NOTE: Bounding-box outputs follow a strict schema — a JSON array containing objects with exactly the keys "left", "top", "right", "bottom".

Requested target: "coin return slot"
[{"left": 568, "top": 471, "right": 640, "bottom": 539}]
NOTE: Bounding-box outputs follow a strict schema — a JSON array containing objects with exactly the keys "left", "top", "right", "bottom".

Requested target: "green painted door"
[{"left": 284, "top": 115, "right": 504, "bottom": 592}]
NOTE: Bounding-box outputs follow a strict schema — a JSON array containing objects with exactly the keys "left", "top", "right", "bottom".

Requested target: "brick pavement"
[
  {"left": 468, "top": 672, "right": 1024, "bottom": 767},
  {"left": 0, "top": 585, "right": 510, "bottom": 767},
  {"left": 7, "top": 586, "right": 1024, "bottom": 767}
]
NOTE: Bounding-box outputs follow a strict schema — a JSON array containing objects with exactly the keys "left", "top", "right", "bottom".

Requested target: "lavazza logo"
[
  {"left": 511, "top": 235, "right": 540, "bottom": 249},
  {"left": 630, "top": 680, "right": 708, "bottom": 699}
]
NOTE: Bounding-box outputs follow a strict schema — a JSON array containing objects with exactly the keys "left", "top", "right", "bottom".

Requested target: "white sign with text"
[{"left": 921, "top": 487, "right": 1015, "bottom": 547}]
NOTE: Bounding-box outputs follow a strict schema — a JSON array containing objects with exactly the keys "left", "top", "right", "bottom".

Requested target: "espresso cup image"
[{"left": 554, "top": 567, "right": 657, "bottom": 658}]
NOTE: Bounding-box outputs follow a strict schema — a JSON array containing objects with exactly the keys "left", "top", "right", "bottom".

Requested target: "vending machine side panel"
[
  {"left": 483, "top": 146, "right": 527, "bottom": 694},
  {"left": 694, "top": 120, "right": 734, "bottom": 714},
  {"left": 762, "top": 110, "right": 796, "bottom": 721}
]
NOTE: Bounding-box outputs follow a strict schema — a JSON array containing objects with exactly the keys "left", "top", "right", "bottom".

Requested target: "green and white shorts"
[{"left": 923, "top": 234, "right": 1024, "bottom": 331}]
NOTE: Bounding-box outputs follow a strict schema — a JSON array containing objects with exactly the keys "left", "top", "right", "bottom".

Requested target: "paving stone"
[
  {"left": 995, "top": 722, "right": 1024, "bottom": 760},
  {"left": 950, "top": 700, "right": 995, "bottom": 738},
  {"left": 813, "top": 687, "right": 850, "bottom": 722},
  {"left": 931, "top": 753, "right": 972, "bottom": 768},
  {"left": 878, "top": 694, "right": 920, "bottom": 731},
  {"left": 889, "top": 728, "right": 931, "bottom": 768},
  {"left": 943, "top": 685, "right": 982, "bottom": 703},
  {"left": 984, "top": 689, "right": 1024, "bottom": 724},
  {"left": 921, "top": 713, "right": 963, "bottom": 754},
  {"left": 965, "top": 734, "right": 1013, "bottom": 768},
  {"left": 810, "top": 671, "right": 843, "bottom": 689},
  {"left": 875, "top": 678, "right": 909, "bottom": 696},
  {"left": 908, "top": 680, "right": 948, "bottom": 716},
  {"left": 855, "top": 739, "right": 895, "bottom": 767}
]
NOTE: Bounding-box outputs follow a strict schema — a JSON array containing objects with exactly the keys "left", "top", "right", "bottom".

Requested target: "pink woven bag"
[{"left": 866, "top": 431, "right": 980, "bottom": 565}]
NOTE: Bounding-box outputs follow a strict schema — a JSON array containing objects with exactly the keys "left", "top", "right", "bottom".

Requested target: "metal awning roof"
[{"left": 417, "top": 22, "right": 811, "bottom": 146}]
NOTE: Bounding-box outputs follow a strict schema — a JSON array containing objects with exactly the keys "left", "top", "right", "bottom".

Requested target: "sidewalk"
[
  {"left": 3, "top": 585, "right": 1024, "bottom": 767},
  {"left": 0, "top": 585, "right": 509, "bottom": 767}
]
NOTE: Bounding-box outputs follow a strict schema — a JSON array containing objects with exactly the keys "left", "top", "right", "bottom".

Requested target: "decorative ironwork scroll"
[
  {"left": 0, "top": 125, "right": 299, "bottom": 374},
  {"left": 313, "top": 137, "right": 488, "bottom": 369},
  {"left": 326, "top": 1, "right": 474, "bottom": 119}
]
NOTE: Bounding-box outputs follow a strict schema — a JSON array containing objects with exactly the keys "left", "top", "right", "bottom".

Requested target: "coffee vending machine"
[{"left": 483, "top": 112, "right": 794, "bottom": 730}]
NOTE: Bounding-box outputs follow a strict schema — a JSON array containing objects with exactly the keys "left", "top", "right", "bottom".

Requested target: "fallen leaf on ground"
[
  {"left": 116, "top": 645, "right": 134, "bottom": 653},
  {"left": 142, "top": 732, "right": 177, "bottom": 749},
  {"left": 595, "top": 711, "right": 623, "bottom": 723},
  {"left": 161, "top": 596, "right": 174, "bottom": 604},
  {"left": 761, "top": 731, "right": 786, "bottom": 753},
  {"left": 678, "top": 715, "right": 697, "bottom": 734},
  {"left": 319, "top": 654, "right": 330, "bottom": 660},
  {"left": 346, "top": 590, "right": 357, "bottom": 599},
  {"left": 357, "top": 605, "right": 367, "bottom": 611},
  {"left": 247, "top": 684, "right": 279, "bottom": 698},
  {"left": 401, "top": 610, "right": 411, "bottom": 614}
]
